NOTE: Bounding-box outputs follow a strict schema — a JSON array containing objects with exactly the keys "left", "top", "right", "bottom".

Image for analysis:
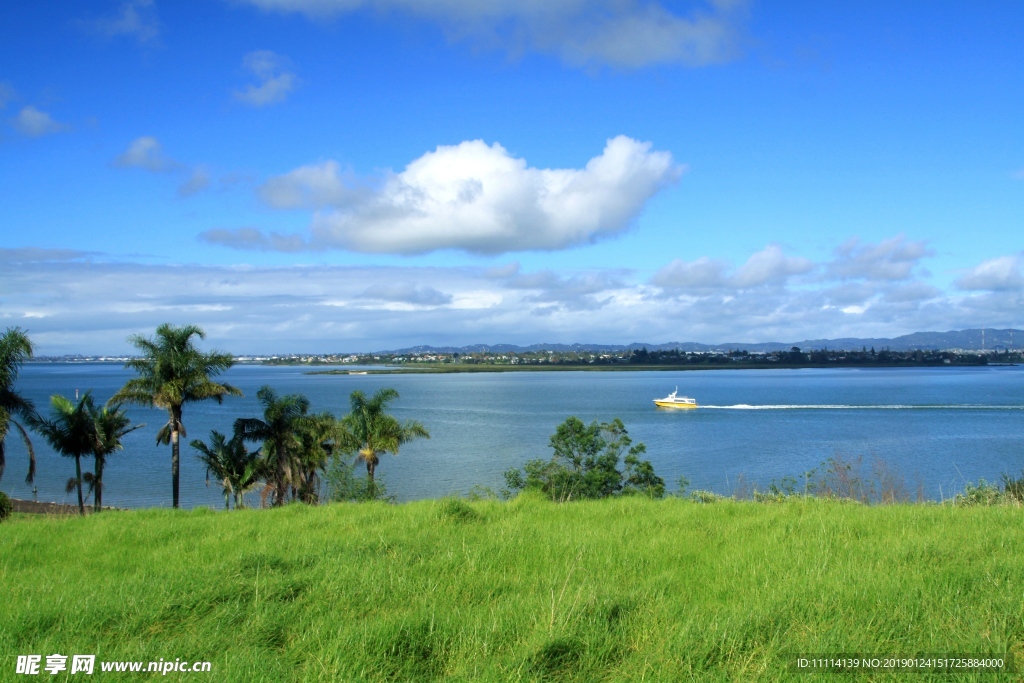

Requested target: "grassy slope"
[{"left": 2, "top": 496, "right": 1021, "bottom": 682}]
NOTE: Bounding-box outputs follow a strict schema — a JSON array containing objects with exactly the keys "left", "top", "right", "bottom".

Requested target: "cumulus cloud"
[
  {"left": 732, "top": 244, "right": 814, "bottom": 288},
  {"left": 205, "top": 136, "right": 681, "bottom": 255},
  {"left": 233, "top": 0, "right": 746, "bottom": 69},
  {"left": 649, "top": 256, "right": 728, "bottom": 291},
  {"left": 652, "top": 244, "right": 811, "bottom": 290},
  {"left": 955, "top": 255, "right": 1024, "bottom": 292},
  {"left": 86, "top": 0, "right": 160, "bottom": 43},
  {"left": 234, "top": 50, "right": 297, "bottom": 106},
  {"left": 114, "top": 136, "right": 179, "bottom": 172},
  {"left": 826, "top": 234, "right": 932, "bottom": 281},
  {"left": 10, "top": 106, "right": 69, "bottom": 137}
]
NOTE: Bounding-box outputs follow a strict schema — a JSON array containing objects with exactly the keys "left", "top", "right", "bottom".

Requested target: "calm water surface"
[{"left": 3, "top": 364, "right": 1022, "bottom": 508}]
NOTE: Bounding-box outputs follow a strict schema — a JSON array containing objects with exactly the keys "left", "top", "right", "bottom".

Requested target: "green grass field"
[{"left": 2, "top": 496, "right": 1021, "bottom": 681}]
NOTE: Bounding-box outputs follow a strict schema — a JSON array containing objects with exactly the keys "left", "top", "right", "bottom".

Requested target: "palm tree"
[
  {"left": 0, "top": 327, "right": 37, "bottom": 484},
  {"left": 234, "top": 385, "right": 310, "bottom": 506},
  {"left": 112, "top": 324, "right": 240, "bottom": 508},
  {"left": 191, "top": 430, "right": 266, "bottom": 509},
  {"left": 29, "top": 393, "right": 95, "bottom": 515},
  {"left": 341, "top": 388, "right": 429, "bottom": 485},
  {"left": 89, "top": 402, "right": 144, "bottom": 512},
  {"left": 293, "top": 411, "right": 338, "bottom": 504}
]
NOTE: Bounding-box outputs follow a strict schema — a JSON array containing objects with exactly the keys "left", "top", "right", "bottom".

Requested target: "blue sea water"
[{"left": 2, "top": 364, "right": 1022, "bottom": 508}]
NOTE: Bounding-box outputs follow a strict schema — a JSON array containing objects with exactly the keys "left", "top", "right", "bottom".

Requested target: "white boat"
[{"left": 653, "top": 387, "right": 697, "bottom": 409}]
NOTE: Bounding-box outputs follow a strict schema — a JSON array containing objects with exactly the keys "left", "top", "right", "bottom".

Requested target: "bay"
[{"left": 2, "top": 364, "right": 1022, "bottom": 508}]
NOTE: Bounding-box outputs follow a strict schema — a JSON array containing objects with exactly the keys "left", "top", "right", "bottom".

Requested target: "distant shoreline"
[{"left": 309, "top": 361, "right": 1010, "bottom": 376}]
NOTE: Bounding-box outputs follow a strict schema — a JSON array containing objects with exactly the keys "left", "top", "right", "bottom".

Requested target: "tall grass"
[{"left": 2, "top": 495, "right": 1022, "bottom": 681}]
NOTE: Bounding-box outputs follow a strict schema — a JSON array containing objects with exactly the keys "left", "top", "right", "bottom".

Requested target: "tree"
[
  {"left": 234, "top": 386, "right": 311, "bottom": 506},
  {"left": 112, "top": 324, "right": 240, "bottom": 508},
  {"left": 504, "top": 416, "right": 665, "bottom": 502},
  {"left": 89, "top": 402, "right": 144, "bottom": 512},
  {"left": 191, "top": 430, "right": 266, "bottom": 509},
  {"left": 293, "top": 411, "right": 338, "bottom": 504},
  {"left": 29, "top": 393, "right": 96, "bottom": 515},
  {"left": 0, "top": 327, "right": 36, "bottom": 485},
  {"left": 340, "top": 388, "right": 429, "bottom": 485}
]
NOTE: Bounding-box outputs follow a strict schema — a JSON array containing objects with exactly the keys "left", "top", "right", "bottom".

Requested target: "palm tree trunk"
[
  {"left": 275, "top": 445, "right": 289, "bottom": 507},
  {"left": 224, "top": 489, "right": 230, "bottom": 510},
  {"left": 74, "top": 454, "right": 85, "bottom": 515},
  {"left": 94, "top": 456, "right": 104, "bottom": 513},
  {"left": 170, "top": 406, "right": 182, "bottom": 509},
  {"left": 362, "top": 450, "right": 374, "bottom": 483}
]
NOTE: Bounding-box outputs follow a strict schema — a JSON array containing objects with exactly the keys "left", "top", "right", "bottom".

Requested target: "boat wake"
[{"left": 701, "top": 404, "right": 1024, "bottom": 410}]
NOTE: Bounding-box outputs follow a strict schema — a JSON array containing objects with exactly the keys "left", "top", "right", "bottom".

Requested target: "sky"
[{"left": 1, "top": 0, "right": 1023, "bottom": 354}]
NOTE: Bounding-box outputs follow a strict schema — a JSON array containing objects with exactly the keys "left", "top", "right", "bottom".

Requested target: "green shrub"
[
  {"left": 504, "top": 416, "right": 665, "bottom": 502},
  {"left": 325, "top": 458, "right": 392, "bottom": 502},
  {"left": 689, "top": 490, "right": 724, "bottom": 504},
  {"left": 1001, "top": 471, "right": 1024, "bottom": 503},
  {"left": 0, "top": 490, "right": 12, "bottom": 522},
  {"left": 954, "top": 479, "right": 1002, "bottom": 506}
]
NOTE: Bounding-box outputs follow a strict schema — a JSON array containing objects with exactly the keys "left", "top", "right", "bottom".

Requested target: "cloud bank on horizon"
[{"left": 3, "top": 240, "right": 1021, "bottom": 355}]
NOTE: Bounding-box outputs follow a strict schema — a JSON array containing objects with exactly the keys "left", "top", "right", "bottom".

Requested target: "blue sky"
[{"left": 2, "top": 0, "right": 1022, "bottom": 354}]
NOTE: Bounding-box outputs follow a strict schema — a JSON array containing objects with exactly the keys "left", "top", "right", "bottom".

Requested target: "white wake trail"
[{"left": 700, "top": 404, "right": 1024, "bottom": 410}]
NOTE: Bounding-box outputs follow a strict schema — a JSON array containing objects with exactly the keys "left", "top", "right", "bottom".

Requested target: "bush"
[
  {"left": 954, "top": 480, "right": 1002, "bottom": 507},
  {"left": 0, "top": 490, "right": 12, "bottom": 522},
  {"left": 1001, "top": 471, "right": 1024, "bottom": 503},
  {"left": 325, "top": 458, "right": 392, "bottom": 503},
  {"left": 689, "top": 490, "right": 724, "bottom": 504}
]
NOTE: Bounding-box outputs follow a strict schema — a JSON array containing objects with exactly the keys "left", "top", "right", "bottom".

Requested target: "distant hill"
[{"left": 382, "top": 329, "right": 1024, "bottom": 355}]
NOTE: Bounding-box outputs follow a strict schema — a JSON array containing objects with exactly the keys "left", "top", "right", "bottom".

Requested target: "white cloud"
[
  {"left": 826, "top": 234, "right": 932, "bottom": 281},
  {"left": 361, "top": 283, "right": 452, "bottom": 306},
  {"left": 10, "top": 106, "right": 69, "bottom": 137},
  {"left": 0, "top": 248, "right": 94, "bottom": 263},
  {"left": 205, "top": 136, "right": 681, "bottom": 255},
  {"left": 114, "top": 136, "right": 178, "bottom": 172},
  {"left": 233, "top": 0, "right": 746, "bottom": 69},
  {"left": 178, "top": 167, "right": 212, "bottom": 197},
  {"left": 652, "top": 244, "right": 811, "bottom": 290},
  {"left": 257, "top": 160, "right": 362, "bottom": 208},
  {"left": 234, "top": 50, "right": 296, "bottom": 106},
  {"left": 732, "top": 244, "right": 814, "bottom": 288},
  {"left": 955, "top": 255, "right": 1024, "bottom": 292},
  {"left": 649, "top": 256, "right": 728, "bottom": 290},
  {"left": 199, "top": 227, "right": 308, "bottom": 252},
  {"left": 0, "top": 82, "right": 15, "bottom": 109},
  {"left": 87, "top": 0, "right": 160, "bottom": 43}
]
